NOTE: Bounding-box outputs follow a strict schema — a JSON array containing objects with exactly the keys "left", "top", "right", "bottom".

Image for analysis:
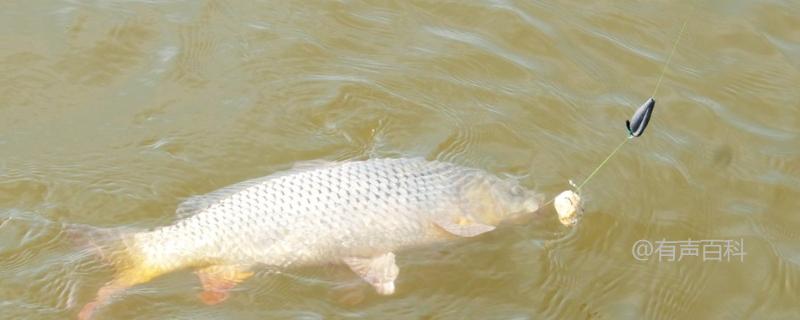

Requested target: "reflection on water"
[{"left": 1, "top": 1, "right": 798, "bottom": 319}]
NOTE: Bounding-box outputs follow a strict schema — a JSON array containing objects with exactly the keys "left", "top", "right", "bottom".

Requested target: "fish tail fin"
[
  {"left": 67, "top": 225, "right": 160, "bottom": 319},
  {"left": 78, "top": 266, "right": 159, "bottom": 320}
]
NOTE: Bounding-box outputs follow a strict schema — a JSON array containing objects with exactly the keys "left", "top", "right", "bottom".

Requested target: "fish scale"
[
  {"left": 80, "top": 157, "right": 543, "bottom": 318},
  {"left": 136, "top": 159, "right": 471, "bottom": 268}
]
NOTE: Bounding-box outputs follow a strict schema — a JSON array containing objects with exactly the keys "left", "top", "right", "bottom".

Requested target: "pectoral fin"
[
  {"left": 343, "top": 253, "right": 399, "bottom": 295},
  {"left": 195, "top": 265, "right": 253, "bottom": 305},
  {"left": 433, "top": 215, "right": 496, "bottom": 237}
]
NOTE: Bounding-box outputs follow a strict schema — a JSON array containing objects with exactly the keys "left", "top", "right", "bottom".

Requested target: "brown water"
[{"left": 1, "top": 1, "right": 799, "bottom": 319}]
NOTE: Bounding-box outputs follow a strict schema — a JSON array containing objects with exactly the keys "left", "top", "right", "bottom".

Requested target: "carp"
[{"left": 79, "top": 158, "right": 542, "bottom": 318}]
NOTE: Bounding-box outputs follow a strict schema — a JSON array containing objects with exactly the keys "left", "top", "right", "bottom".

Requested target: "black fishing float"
[
  {"left": 552, "top": 12, "right": 691, "bottom": 227},
  {"left": 626, "top": 98, "right": 655, "bottom": 138},
  {"left": 574, "top": 14, "right": 689, "bottom": 192}
]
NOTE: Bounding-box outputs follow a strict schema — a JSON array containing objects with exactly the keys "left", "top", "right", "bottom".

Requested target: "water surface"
[{"left": 1, "top": 1, "right": 799, "bottom": 319}]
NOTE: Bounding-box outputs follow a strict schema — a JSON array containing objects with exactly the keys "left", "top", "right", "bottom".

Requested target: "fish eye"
[{"left": 511, "top": 185, "right": 524, "bottom": 196}]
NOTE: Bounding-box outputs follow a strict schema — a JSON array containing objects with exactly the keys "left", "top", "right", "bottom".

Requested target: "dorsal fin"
[
  {"left": 289, "top": 159, "right": 337, "bottom": 171},
  {"left": 175, "top": 159, "right": 340, "bottom": 219}
]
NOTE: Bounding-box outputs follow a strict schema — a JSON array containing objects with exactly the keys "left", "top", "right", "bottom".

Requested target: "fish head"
[
  {"left": 461, "top": 176, "right": 543, "bottom": 226},
  {"left": 491, "top": 180, "right": 544, "bottom": 225}
]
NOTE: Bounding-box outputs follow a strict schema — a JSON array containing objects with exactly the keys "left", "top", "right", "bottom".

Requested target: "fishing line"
[
  {"left": 575, "top": 138, "right": 628, "bottom": 191},
  {"left": 574, "top": 11, "right": 690, "bottom": 192},
  {"left": 652, "top": 17, "right": 690, "bottom": 98},
  {"left": 541, "top": 7, "right": 692, "bottom": 208}
]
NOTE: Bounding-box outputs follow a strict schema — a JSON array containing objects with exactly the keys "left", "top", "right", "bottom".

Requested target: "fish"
[{"left": 78, "top": 157, "right": 543, "bottom": 319}]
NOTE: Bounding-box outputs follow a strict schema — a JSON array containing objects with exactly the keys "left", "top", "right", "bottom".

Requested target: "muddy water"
[{"left": 1, "top": 1, "right": 799, "bottom": 319}]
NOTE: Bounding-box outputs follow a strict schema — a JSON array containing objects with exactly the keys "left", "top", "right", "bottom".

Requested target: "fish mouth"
[
  {"left": 504, "top": 195, "right": 544, "bottom": 225},
  {"left": 526, "top": 198, "right": 542, "bottom": 212}
]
